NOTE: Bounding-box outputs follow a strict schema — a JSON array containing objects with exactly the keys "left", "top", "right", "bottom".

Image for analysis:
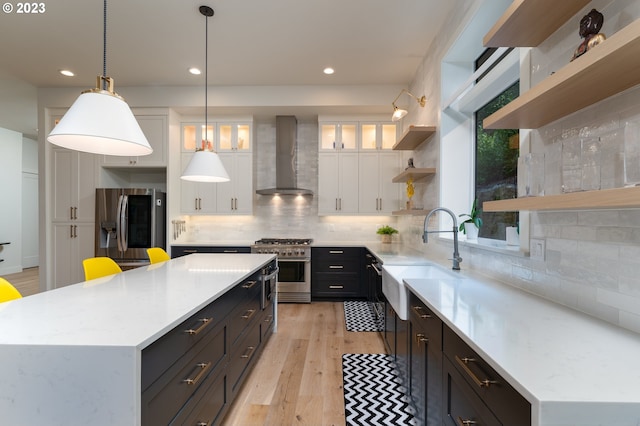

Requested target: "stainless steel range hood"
[{"left": 256, "top": 116, "right": 313, "bottom": 196}]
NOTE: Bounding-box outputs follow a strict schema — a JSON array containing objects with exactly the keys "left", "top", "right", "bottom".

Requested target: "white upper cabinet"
[
  {"left": 319, "top": 122, "right": 358, "bottom": 152},
  {"left": 359, "top": 123, "right": 398, "bottom": 150},
  {"left": 101, "top": 114, "right": 167, "bottom": 167}
]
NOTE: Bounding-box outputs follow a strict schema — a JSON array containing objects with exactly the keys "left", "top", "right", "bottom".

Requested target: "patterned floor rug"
[
  {"left": 342, "top": 353, "right": 416, "bottom": 425},
  {"left": 344, "top": 301, "right": 384, "bottom": 332}
]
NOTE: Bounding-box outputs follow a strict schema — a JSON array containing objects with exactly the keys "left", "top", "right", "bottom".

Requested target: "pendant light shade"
[
  {"left": 391, "top": 89, "right": 426, "bottom": 122},
  {"left": 48, "top": 82, "right": 152, "bottom": 156},
  {"left": 181, "top": 150, "right": 230, "bottom": 182},
  {"left": 181, "top": 5, "right": 230, "bottom": 183},
  {"left": 47, "top": 1, "right": 152, "bottom": 157}
]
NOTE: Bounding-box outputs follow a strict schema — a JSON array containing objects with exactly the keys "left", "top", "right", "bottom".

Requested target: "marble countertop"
[
  {"left": 406, "top": 274, "right": 640, "bottom": 425},
  {"left": 0, "top": 253, "right": 276, "bottom": 349}
]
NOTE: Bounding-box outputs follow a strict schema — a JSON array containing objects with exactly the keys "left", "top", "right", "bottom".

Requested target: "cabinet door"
[
  {"left": 319, "top": 123, "right": 358, "bottom": 151},
  {"left": 215, "top": 153, "right": 235, "bottom": 214},
  {"left": 53, "top": 149, "right": 96, "bottom": 223},
  {"left": 180, "top": 154, "right": 217, "bottom": 214},
  {"left": 318, "top": 154, "right": 340, "bottom": 214},
  {"left": 338, "top": 153, "right": 359, "bottom": 213},
  {"left": 101, "top": 115, "right": 167, "bottom": 167},
  {"left": 358, "top": 153, "right": 380, "bottom": 214},
  {"left": 232, "top": 152, "right": 253, "bottom": 214},
  {"left": 53, "top": 222, "right": 94, "bottom": 288}
]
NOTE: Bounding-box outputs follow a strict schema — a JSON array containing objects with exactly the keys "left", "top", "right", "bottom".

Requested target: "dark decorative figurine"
[{"left": 571, "top": 9, "right": 606, "bottom": 62}]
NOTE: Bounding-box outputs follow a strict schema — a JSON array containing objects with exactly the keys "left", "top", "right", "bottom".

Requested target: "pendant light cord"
[
  {"left": 204, "top": 10, "right": 208, "bottom": 138},
  {"left": 102, "top": 0, "right": 107, "bottom": 90}
]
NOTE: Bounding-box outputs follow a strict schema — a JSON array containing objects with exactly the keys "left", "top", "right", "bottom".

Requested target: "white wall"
[
  {"left": 399, "top": 0, "right": 640, "bottom": 333},
  {"left": 0, "top": 127, "right": 23, "bottom": 274}
]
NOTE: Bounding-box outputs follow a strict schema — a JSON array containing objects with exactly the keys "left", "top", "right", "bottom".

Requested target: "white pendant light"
[
  {"left": 181, "top": 5, "right": 230, "bottom": 183},
  {"left": 47, "top": 0, "right": 152, "bottom": 157}
]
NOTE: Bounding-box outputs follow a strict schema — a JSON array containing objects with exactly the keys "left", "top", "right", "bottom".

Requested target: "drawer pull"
[
  {"left": 223, "top": 250, "right": 238, "bottom": 253},
  {"left": 415, "top": 333, "right": 428, "bottom": 344},
  {"left": 329, "top": 250, "right": 344, "bottom": 254},
  {"left": 184, "top": 317, "right": 212, "bottom": 335},
  {"left": 329, "top": 285, "right": 344, "bottom": 289},
  {"left": 264, "top": 314, "right": 273, "bottom": 323},
  {"left": 184, "top": 249, "right": 198, "bottom": 253},
  {"left": 329, "top": 265, "right": 344, "bottom": 269},
  {"left": 182, "top": 361, "right": 212, "bottom": 386},
  {"left": 456, "top": 417, "right": 478, "bottom": 426},
  {"left": 455, "top": 356, "right": 498, "bottom": 388},
  {"left": 240, "top": 345, "right": 256, "bottom": 359},
  {"left": 412, "top": 305, "right": 431, "bottom": 319},
  {"left": 241, "top": 309, "right": 256, "bottom": 320},
  {"left": 196, "top": 422, "right": 210, "bottom": 426},
  {"left": 242, "top": 280, "right": 258, "bottom": 289}
]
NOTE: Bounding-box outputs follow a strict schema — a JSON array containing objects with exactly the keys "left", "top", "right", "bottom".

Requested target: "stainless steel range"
[{"left": 251, "top": 238, "right": 312, "bottom": 303}]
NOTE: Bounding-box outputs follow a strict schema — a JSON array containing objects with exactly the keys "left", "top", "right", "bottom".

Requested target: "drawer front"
[
  {"left": 312, "top": 246, "right": 362, "bottom": 260},
  {"left": 313, "top": 259, "right": 361, "bottom": 273},
  {"left": 142, "top": 297, "right": 231, "bottom": 390},
  {"left": 142, "top": 322, "right": 227, "bottom": 426},
  {"left": 170, "top": 370, "right": 227, "bottom": 426},
  {"left": 171, "top": 245, "right": 250, "bottom": 258},
  {"left": 228, "top": 320, "right": 262, "bottom": 396},
  {"left": 409, "top": 292, "right": 442, "bottom": 352},
  {"left": 261, "top": 310, "right": 275, "bottom": 342},
  {"left": 443, "top": 326, "right": 530, "bottom": 425},
  {"left": 443, "top": 356, "right": 501, "bottom": 426},
  {"left": 313, "top": 276, "right": 361, "bottom": 297},
  {"left": 228, "top": 294, "right": 261, "bottom": 347}
]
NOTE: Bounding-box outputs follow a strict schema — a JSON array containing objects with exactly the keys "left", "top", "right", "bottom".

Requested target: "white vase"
[{"left": 464, "top": 223, "right": 479, "bottom": 240}]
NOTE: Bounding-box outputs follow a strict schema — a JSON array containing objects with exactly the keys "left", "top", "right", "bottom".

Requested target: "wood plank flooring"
[
  {"left": 0, "top": 269, "right": 387, "bottom": 425},
  {"left": 222, "top": 302, "right": 387, "bottom": 426}
]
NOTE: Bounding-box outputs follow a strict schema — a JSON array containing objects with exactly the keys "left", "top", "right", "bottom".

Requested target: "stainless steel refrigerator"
[{"left": 95, "top": 188, "right": 166, "bottom": 269}]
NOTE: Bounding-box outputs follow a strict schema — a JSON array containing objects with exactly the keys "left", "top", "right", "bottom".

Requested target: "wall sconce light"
[
  {"left": 391, "top": 89, "right": 426, "bottom": 122},
  {"left": 48, "top": 0, "right": 152, "bottom": 156},
  {"left": 181, "top": 5, "right": 230, "bottom": 183}
]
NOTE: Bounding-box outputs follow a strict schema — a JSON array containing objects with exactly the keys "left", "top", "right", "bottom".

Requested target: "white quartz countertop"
[
  {"left": 405, "top": 275, "right": 640, "bottom": 426},
  {"left": 0, "top": 253, "right": 275, "bottom": 349}
]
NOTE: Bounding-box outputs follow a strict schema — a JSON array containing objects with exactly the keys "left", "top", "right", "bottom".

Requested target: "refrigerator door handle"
[
  {"left": 120, "top": 195, "right": 129, "bottom": 252},
  {"left": 116, "top": 195, "right": 124, "bottom": 252}
]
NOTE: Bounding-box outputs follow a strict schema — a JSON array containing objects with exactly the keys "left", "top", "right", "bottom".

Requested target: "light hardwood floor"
[
  {"left": 0, "top": 269, "right": 387, "bottom": 425},
  {"left": 223, "top": 302, "right": 387, "bottom": 426}
]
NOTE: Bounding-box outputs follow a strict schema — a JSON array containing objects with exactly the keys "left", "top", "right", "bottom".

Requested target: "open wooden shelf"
[
  {"left": 392, "top": 209, "right": 433, "bottom": 216},
  {"left": 484, "top": 18, "right": 640, "bottom": 130},
  {"left": 392, "top": 125, "right": 436, "bottom": 150},
  {"left": 483, "top": 186, "right": 640, "bottom": 212},
  {"left": 392, "top": 168, "right": 436, "bottom": 183},
  {"left": 483, "top": 0, "right": 590, "bottom": 47}
]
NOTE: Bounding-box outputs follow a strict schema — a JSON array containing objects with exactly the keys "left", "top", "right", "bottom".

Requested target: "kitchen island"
[{"left": 0, "top": 253, "right": 276, "bottom": 425}]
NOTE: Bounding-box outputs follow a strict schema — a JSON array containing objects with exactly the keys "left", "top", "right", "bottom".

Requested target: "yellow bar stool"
[
  {"left": 82, "top": 257, "right": 122, "bottom": 281},
  {"left": 0, "top": 277, "right": 23, "bottom": 303},
  {"left": 146, "top": 247, "right": 170, "bottom": 264}
]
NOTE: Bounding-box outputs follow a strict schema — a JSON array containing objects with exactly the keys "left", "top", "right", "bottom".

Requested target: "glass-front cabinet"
[
  {"left": 319, "top": 123, "right": 358, "bottom": 151},
  {"left": 182, "top": 124, "right": 215, "bottom": 152},
  {"left": 360, "top": 122, "right": 397, "bottom": 150},
  {"left": 218, "top": 123, "right": 251, "bottom": 151}
]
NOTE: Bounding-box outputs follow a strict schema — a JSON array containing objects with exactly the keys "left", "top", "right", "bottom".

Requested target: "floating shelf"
[
  {"left": 392, "top": 125, "right": 436, "bottom": 150},
  {"left": 392, "top": 209, "right": 434, "bottom": 216},
  {"left": 483, "top": 186, "right": 640, "bottom": 212},
  {"left": 483, "top": 0, "right": 590, "bottom": 47},
  {"left": 392, "top": 168, "right": 436, "bottom": 183},
  {"left": 484, "top": 18, "right": 640, "bottom": 130}
]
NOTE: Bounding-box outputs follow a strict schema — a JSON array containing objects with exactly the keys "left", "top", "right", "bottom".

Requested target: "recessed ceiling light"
[
  {"left": 59, "top": 70, "right": 75, "bottom": 77},
  {"left": 189, "top": 67, "right": 201, "bottom": 75},
  {"left": 323, "top": 67, "right": 335, "bottom": 75}
]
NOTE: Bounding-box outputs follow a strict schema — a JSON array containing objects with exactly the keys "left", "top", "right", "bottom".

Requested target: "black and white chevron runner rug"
[
  {"left": 342, "top": 353, "right": 416, "bottom": 425},
  {"left": 344, "top": 301, "right": 384, "bottom": 332}
]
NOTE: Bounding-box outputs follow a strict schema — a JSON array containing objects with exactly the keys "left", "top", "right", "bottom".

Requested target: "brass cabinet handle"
[
  {"left": 241, "top": 309, "right": 256, "bottom": 320},
  {"left": 415, "top": 333, "right": 428, "bottom": 344},
  {"left": 183, "top": 317, "right": 212, "bottom": 335},
  {"left": 242, "top": 280, "right": 257, "bottom": 289},
  {"left": 456, "top": 417, "right": 478, "bottom": 426},
  {"left": 454, "top": 355, "right": 498, "bottom": 388},
  {"left": 182, "top": 361, "right": 212, "bottom": 385},
  {"left": 240, "top": 345, "right": 256, "bottom": 359},
  {"left": 73, "top": 207, "right": 78, "bottom": 219},
  {"left": 329, "top": 285, "right": 344, "bottom": 289},
  {"left": 412, "top": 305, "right": 431, "bottom": 319},
  {"left": 70, "top": 207, "right": 74, "bottom": 220},
  {"left": 329, "top": 265, "right": 344, "bottom": 269}
]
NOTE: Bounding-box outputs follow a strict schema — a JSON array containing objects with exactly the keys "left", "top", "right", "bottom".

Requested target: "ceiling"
[{"left": 0, "top": 0, "right": 457, "bottom": 136}]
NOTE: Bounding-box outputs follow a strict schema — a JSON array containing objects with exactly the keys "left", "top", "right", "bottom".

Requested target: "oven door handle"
[
  {"left": 263, "top": 268, "right": 279, "bottom": 282},
  {"left": 371, "top": 262, "right": 382, "bottom": 276},
  {"left": 277, "top": 258, "right": 311, "bottom": 263}
]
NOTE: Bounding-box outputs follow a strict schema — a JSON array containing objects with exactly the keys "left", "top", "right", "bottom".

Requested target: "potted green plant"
[
  {"left": 376, "top": 225, "right": 398, "bottom": 244},
  {"left": 458, "top": 199, "right": 482, "bottom": 240}
]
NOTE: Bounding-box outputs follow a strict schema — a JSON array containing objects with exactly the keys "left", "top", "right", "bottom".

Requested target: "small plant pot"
[
  {"left": 381, "top": 234, "right": 392, "bottom": 244},
  {"left": 464, "top": 223, "right": 479, "bottom": 240}
]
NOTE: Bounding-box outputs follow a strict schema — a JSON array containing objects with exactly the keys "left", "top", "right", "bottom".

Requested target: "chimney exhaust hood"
[{"left": 256, "top": 116, "right": 313, "bottom": 196}]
